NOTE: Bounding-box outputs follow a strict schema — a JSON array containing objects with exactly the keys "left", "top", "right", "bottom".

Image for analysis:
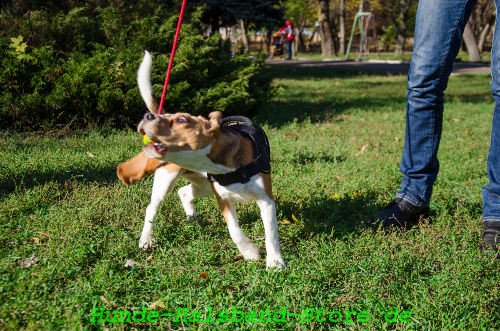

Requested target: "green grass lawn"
[{"left": 1, "top": 66, "right": 498, "bottom": 330}]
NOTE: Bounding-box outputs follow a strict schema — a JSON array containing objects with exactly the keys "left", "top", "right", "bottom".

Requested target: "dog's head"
[{"left": 138, "top": 111, "right": 222, "bottom": 160}]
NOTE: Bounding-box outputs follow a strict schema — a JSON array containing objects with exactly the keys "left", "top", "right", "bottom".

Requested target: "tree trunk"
[
  {"left": 478, "top": 23, "right": 491, "bottom": 53},
  {"left": 297, "top": 22, "right": 307, "bottom": 53},
  {"left": 307, "top": 29, "right": 316, "bottom": 52},
  {"left": 266, "top": 29, "right": 272, "bottom": 55},
  {"left": 211, "top": 15, "right": 220, "bottom": 36},
  {"left": 339, "top": 0, "right": 345, "bottom": 54},
  {"left": 239, "top": 19, "right": 249, "bottom": 52},
  {"left": 331, "top": 10, "right": 339, "bottom": 54},
  {"left": 478, "top": 14, "right": 494, "bottom": 53},
  {"left": 395, "top": 0, "right": 413, "bottom": 56},
  {"left": 317, "top": 0, "right": 335, "bottom": 56},
  {"left": 463, "top": 19, "right": 481, "bottom": 61}
]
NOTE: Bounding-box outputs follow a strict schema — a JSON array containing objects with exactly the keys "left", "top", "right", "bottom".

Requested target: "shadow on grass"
[
  {"left": 254, "top": 66, "right": 408, "bottom": 128},
  {"left": 261, "top": 65, "right": 403, "bottom": 81},
  {"left": 0, "top": 164, "right": 118, "bottom": 197},
  {"left": 256, "top": 97, "right": 405, "bottom": 128},
  {"left": 447, "top": 92, "right": 493, "bottom": 104},
  {"left": 235, "top": 191, "right": 378, "bottom": 252},
  {"left": 256, "top": 66, "right": 492, "bottom": 128},
  {"left": 278, "top": 191, "right": 377, "bottom": 238},
  {"left": 274, "top": 150, "right": 347, "bottom": 165}
]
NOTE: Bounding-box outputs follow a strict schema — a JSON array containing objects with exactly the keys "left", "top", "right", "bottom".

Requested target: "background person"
[{"left": 281, "top": 20, "right": 295, "bottom": 60}]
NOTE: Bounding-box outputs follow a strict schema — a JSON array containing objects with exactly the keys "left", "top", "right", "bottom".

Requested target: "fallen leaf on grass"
[
  {"left": 330, "top": 193, "right": 343, "bottom": 200},
  {"left": 19, "top": 255, "right": 40, "bottom": 268},
  {"left": 279, "top": 215, "right": 300, "bottom": 225},
  {"left": 336, "top": 295, "right": 359, "bottom": 303},
  {"left": 32, "top": 232, "right": 50, "bottom": 244},
  {"left": 124, "top": 259, "right": 136, "bottom": 268},
  {"left": 141, "top": 255, "right": 153, "bottom": 267},
  {"left": 99, "top": 296, "right": 117, "bottom": 308},
  {"left": 356, "top": 143, "right": 369, "bottom": 156},
  {"left": 198, "top": 272, "right": 209, "bottom": 281},
  {"left": 149, "top": 299, "right": 166, "bottom": 310},
  {"left": 100, "top": 295, "right": 110, "bottom": 305}
]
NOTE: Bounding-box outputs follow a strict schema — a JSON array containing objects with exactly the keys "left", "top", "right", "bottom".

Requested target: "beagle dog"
[{"left": 116, "top": 52, "right": 285, "bottom": 269}]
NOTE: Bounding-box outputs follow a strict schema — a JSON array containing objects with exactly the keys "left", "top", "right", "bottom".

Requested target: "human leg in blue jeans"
[
  {"left": 286, "top": 39, "right": 293, "bottom": 60},
  {"left": 375, "top": 0, "right": 499, "bottom": 250},
  {"left": 483, "top": 0, "right": 500, "bottom": 249}
]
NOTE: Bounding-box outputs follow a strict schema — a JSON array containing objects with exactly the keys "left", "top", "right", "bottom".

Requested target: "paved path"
[{"left": 266, "top": 59, "right": 491, "bottom": 75}]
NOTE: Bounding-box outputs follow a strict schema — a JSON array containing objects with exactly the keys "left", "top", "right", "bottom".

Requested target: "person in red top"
[{"left": 280, "top": 20, "right": 295, "bottom": 60}]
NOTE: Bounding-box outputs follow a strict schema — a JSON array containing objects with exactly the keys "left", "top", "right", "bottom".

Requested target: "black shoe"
[
  {"left": 480, "top": 221, "right": 500, "bottom": 252},
  {"left": 371, "top": 198, "right": 429, "bottom": 229}
]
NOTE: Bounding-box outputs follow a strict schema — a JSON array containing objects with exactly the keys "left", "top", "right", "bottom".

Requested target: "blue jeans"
[
  {"left": 285, "top": 40, "right": 293, "bottom": 60},
  {"left": 396, "top": 0, "right": 500, "bottom": 222}
]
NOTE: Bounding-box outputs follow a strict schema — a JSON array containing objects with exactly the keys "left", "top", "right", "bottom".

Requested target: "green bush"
[{"left": 0, "top": 3, "right": 272, "bottom": 130}]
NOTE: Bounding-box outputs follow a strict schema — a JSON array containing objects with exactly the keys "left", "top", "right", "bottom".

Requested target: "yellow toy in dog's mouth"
[
  {"left": 143, "top": 134, "right": 168, "bottom": 158},
  {"left": 143, "top": 134, "right": 152, "bottom": 145}
]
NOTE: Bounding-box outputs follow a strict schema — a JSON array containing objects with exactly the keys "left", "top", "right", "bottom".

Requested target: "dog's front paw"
[
  {"left": 266, "top": 255, "right": 286, "bottom": 270},
  {"left": 139, "top": 233, "right": 154, "bottom": 250},
  {"left": 240, "top": 242, "right": 261, "bottom": 261}
]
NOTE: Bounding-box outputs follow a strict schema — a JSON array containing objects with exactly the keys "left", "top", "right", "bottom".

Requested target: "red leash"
[{"left": 157, "top": 0, "right": 188, "bottom": 115}]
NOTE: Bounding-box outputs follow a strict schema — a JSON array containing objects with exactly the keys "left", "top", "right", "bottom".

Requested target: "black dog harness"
[{"left": 207, "top": 116, "right": 271, "bottom": 186}]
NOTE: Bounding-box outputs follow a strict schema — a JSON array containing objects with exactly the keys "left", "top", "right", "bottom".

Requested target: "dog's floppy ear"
[
  {"left": 116, "top": 152, "right": 162, "bottom": 185},
  {"left": 203, "top": 111, "right": 222, "bottom": 135}
]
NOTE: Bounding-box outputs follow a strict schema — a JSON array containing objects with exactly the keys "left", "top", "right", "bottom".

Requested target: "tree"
[
  {"left": 317, "top": 0, "right": 335, "bottom": 56},
  {"left": 239, "top": 19, "right": 250, "bottom": 51},
  {"left": 463, "top": 0, "right": 495, "bottom": 59},
  {"left": 198, "top": 0, "right": 283, "bottom": 52},
  {"left": 478, "top": 12, "right": 494, "bottom": 53},
  {"left": 339, "top": 0, "right": 345, "bottom": 54},
  {"left": 0, "top": 0, "right": 274, "bottom": 129},
  {"left": 394, "top": 0, "right": 414, "bottom": 55},
  {"left": 463, "top": 18, "right": 481, "bottom": 61},
  {"left": 358, "top": 0, "right": 416, "bottom": 53}
]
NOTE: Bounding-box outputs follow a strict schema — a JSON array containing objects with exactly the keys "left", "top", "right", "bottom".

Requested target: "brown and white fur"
[{"left": 116, "top": 51, "right": 285, "bottom": 269}]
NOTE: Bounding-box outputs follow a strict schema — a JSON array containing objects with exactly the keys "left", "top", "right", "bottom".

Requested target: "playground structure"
[{"left": 345, "top": 12, "right": 377, "bottom": 60}]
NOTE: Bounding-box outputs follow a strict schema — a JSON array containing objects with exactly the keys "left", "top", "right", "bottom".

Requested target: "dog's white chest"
[
  {"left": 212, "top": 175, "right": 264, "bottom": 202},
  {"left": 166, "top": 145, "right": 234, "bottom": 174}
]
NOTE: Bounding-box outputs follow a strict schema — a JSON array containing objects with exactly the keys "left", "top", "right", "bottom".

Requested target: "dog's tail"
[{"left": 137, "top": 50, "right": 157, "bottom": 113}]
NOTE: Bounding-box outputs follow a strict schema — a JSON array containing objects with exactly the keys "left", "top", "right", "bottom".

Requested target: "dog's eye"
[{"left": 176, "top": 116, "right": 188, "bottom": 124}]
